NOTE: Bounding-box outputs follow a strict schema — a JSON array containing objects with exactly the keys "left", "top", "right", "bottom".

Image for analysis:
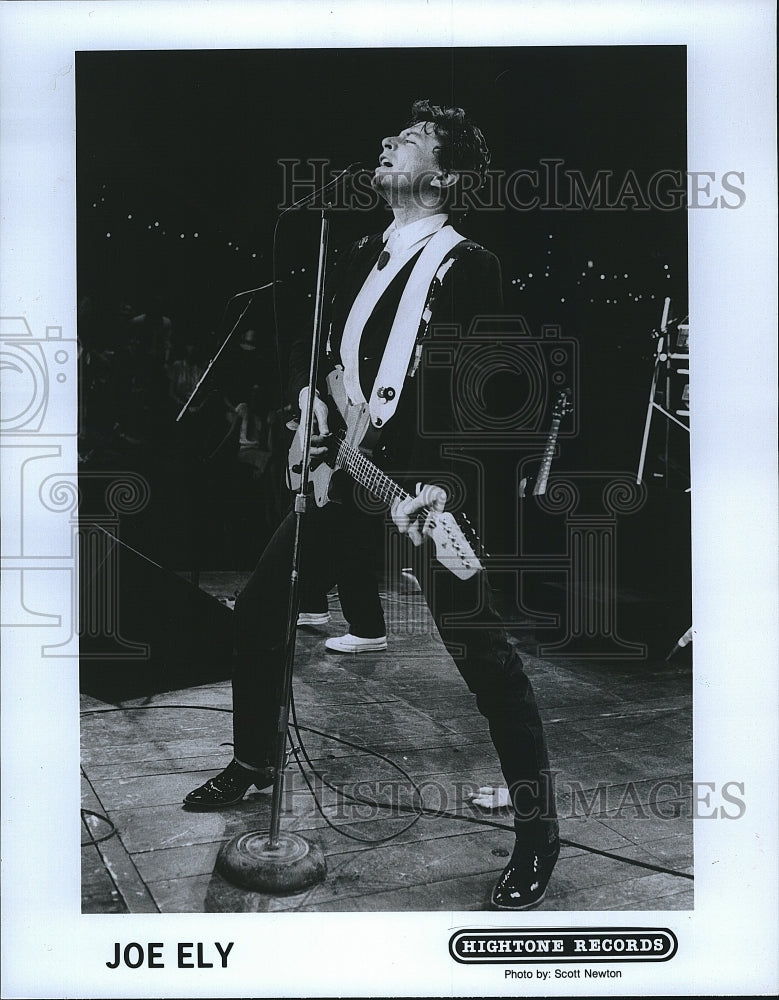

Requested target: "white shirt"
[{"left": 340, "top": 213, "right": 449, "bottom": 404}]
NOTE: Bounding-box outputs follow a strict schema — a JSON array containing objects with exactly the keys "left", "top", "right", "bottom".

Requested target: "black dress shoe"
[
  {"left": 183, "top": 759, "right": 274, "bottom": 810},
  {"left": 490, "top": 837, "right": 560, "bottom": 910}
]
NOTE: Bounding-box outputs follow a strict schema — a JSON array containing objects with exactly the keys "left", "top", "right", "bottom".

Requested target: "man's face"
[{"left": 372, "top": 121, "right": 444, "bottom": 207}]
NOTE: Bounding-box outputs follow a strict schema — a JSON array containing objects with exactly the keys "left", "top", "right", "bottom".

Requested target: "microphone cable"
[
  {"left": 284, "top": 698, "right": 694, "bottom": 881},
  {"left": 79, "top": 703, "right": 693, "bottom": 881}
]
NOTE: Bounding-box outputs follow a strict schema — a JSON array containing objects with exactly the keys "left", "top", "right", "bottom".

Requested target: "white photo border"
[{"left": 1, "top": 1, "right": 776, "bottom": 997}]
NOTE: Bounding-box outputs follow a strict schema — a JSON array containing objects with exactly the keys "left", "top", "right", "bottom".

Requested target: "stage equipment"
[
  {"left": 175, "top": 280, "right": 278, "bottom": 422},
  {"left": 78, "top": 527, "right": 233, "bottom": 701},
  {"left": 665, "top": 626, "right": 694, "bottom": 661},
  {"left": 217, "top": 165, "right": 360, "bottom": 895},
  {"left": 636, "top": 297, "right": 690, "bottom": 486},
  {"left": 635, "top": 298, "right": 692, "bottom": 657}
]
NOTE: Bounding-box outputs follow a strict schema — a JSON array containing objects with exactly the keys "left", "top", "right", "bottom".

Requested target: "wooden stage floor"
[{"left": 81, "top": 572, "right": 693, "bottom": 914}]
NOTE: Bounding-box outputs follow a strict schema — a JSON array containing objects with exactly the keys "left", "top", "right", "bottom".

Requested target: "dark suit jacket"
[{"left": 289, "top": 228, "right": 503, "bottom": 500}]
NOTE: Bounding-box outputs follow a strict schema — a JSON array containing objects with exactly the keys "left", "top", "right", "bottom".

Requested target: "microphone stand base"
[{"left": 216, "top": 830, "right": 326, "bottom": 895}]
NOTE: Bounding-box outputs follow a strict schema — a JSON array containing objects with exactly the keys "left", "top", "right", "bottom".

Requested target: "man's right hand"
[{"left": 298, "top": 388, "right": 331, "bottom": 457}]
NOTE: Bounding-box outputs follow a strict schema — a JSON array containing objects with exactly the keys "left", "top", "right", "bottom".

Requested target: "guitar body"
[
  {"left": 287, "top": 368, "right": 382, "bottom": 506},
  {"left": 286, "top": 368, "right": 483, "bottom": 579}
]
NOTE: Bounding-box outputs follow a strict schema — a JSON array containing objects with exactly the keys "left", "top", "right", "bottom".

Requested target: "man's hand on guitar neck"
[
  {"left": 391, "top": 483, "right": 447, "bottom": 547},
  {"left": 297, "top": 387, "right": 331, "bottom": 458}
]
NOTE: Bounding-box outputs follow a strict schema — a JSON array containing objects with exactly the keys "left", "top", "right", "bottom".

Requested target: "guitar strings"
[
  {"left": 333, "top": 435, "right": 485, "bottom": 559},
  {"left": 336, "top": 437, "right": 418, "bottom": 509}
]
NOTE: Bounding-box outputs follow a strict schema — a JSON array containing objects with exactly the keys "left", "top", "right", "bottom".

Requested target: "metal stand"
[
  {"left": 636, "top": 299, "right": 693, "bottom": 660},
  {"left": 636, "top": 297, "right": 690, "bottom": 485},
  {"left": 175, "top": 281, "right": 276, "bottom": 423},
  {"left": 217, "top": 207, "right": 332, "bottom": 894},
  {"left": 175, "top": 281, "right": 276, "bottom": 603}
]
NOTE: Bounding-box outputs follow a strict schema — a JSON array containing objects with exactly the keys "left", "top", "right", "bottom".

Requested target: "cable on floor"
[
  {"left": 288, "top": 690, "right": 424, "bottom": 845},
  {"left": 81, "top": 703, "right": 694, "bottom": 879},
  {"left": 81, "top": 807, "right": 118, "bottom": 847}
]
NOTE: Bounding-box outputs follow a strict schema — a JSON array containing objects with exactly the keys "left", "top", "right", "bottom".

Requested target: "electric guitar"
[
  {"left": 287, "top": 369, "right": 483, "bottom": 580},
  {"left": 518, "top": 388, "right": 573, "bottom": 498}
]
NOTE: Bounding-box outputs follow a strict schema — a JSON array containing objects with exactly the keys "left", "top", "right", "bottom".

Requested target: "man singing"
[{"left": 185, "top": 100, "right": 560, "bottom": 910}]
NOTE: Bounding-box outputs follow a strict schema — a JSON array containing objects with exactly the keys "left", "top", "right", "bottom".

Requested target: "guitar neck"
[
  {"left": 533, "top": 417, "right": 561, "bottom": 496},
  {"left": 333, "top": 429, "right": 484, "bottom": 581},
  {"left": 336, "top": 438, "right": 411, "bottom": 508}
]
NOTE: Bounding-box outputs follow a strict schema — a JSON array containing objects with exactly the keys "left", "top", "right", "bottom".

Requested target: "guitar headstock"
[
  {"left": 552, "top": 388, "right": 573, "bottom": 421},
  {"left": 424, "top": 511, "right": 483, "bottom": 581}
]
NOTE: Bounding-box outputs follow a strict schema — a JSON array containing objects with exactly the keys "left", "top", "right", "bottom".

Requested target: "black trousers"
[
  {"left": 298, "top": 535, "right": 385, "bottom": 638},
  {"left": 232, "top": 492, "right": 558, "bottom": 848}
]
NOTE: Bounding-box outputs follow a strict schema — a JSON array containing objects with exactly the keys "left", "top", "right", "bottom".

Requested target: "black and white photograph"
[
  {"left": 74, "top": 43, "right": 694, "bottom": 914},
  {"left": 1, "top": 2, "right": 776, "bottom": 998}
]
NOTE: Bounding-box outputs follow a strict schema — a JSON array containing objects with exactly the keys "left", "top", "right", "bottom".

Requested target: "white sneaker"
[
  {"left": 466, "top": 786, "right": 512, "bottom": 810},
  {"left": 325, "top": 633, "right": 388, "bottom": 653},
  {"left": 297, "top": 612, "right": 331, "bottom": 626}
]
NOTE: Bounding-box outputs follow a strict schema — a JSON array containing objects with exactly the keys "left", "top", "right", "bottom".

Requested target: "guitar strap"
[{"left": 368, "top": 225, "right": 465, "bottom": 428}]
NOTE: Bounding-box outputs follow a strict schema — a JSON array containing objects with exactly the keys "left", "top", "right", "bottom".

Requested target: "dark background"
[
  {"left": 77, "top": 46, "right": 688, "bottom": 324},
  {"left": 76, "top": 46, "right": 690, "bottom": 652}
]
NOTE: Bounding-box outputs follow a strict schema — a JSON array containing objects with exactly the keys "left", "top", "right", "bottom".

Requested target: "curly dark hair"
[{"left": 408, "top": 99, "right": 491, "bottom": 190}]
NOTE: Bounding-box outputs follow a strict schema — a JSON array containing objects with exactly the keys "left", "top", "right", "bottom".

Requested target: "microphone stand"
[
  {"left": 174, "top": 280, "right": 276, "bottom": 591},
  {"left": 175, "top": 281, "right": 276, "bottom": 423},
  {"left": 266, "top": 201, "right": 330, "bottom": 850},
  {"left": 217, "top": 165, "right": 359, "bottom": 894}
]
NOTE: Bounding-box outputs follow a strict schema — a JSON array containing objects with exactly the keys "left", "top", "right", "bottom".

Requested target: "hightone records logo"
[{"left": 449, "top": 927, "right": 678, "bottom": 964}]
